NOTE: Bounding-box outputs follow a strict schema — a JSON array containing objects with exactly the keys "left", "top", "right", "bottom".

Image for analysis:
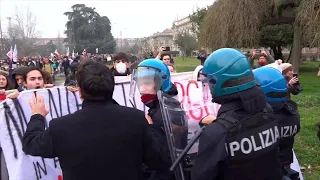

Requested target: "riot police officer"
[
  {"left": 191, "top": 48, "right": 283, "bottom": 180},
  {"left": 254, "top": 67, "right": 300, "bottom": 179},
  {"left": 131, "top": 59, "right": 178, "bottom": 180}
]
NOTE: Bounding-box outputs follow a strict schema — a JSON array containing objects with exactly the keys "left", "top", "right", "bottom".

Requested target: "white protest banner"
[{"left": 0, "top": 87, "right": 80, "bottom": 180}]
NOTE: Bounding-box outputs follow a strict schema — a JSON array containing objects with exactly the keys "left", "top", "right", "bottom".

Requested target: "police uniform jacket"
[
  {"left": 269, "top": 100, "right": 300, "bottom": 166},
  {"left": 191, "top": 86, "right": 283, "bottom": 180}
]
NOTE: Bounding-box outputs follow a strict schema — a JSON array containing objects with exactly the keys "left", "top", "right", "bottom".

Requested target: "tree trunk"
[
  {"left": 271, "top": 46, "right": 278, "bottom": 58},
  {"left": 271, "top": 46, "right": 283, "bottom": 60},
  {"left": 288, "top": 24, "right": 302, "bottom": 73},
  {"left": 286, "top": 46, "right": 292, "bottom": 63},
  {"left": 277, "top": 45, "right": 283, "bottom": 60}
]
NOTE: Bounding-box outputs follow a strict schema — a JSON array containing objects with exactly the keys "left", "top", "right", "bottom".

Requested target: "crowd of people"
[
  {"left": 0, "top": 47, "right": 306, "bottom": 180},
  {"left": 0, "top": 52, "right": 143, "bottom": 100}
]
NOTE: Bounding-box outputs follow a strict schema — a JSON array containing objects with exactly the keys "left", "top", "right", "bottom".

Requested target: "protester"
[
  {"left": 159, "top": 53, "right": 172, "bottom": 65},
  {"left": 42, "top": 58, "right": 54, "bottom": 82},
  {"left": 23, "top": 67, "right": 45, "bottom": 90},
  {"left": 167, "top": 63, "right": 176, "bottom": 74},
  {"left": 0, "top": 71, "right": 14, "bottom": 101},
  {"left": 281, "top": 63, "right": 302, "bottom": 100},
  {"left": 110, "top": 52, "right": 131, "bottom": 76},
  {"left": 42, "top": 71, "right": 54, "bottom": 85},
  {"left": 12, "top": 66, "right": 30, "bottom": 92},
  {"left": 191, "top": 48, "right": 282, "bottom": 180},
  {"left": 254, "top": 67, "right": 300, "bottom": 179},
  {"left": 155, "top": 47, "right": 174, "bottom": 65},
  {"left": 248, "top": 49, "right": 274, "bottom": 68},
  {"left": 197, "top": 51, "right": 207, "bottom": 65},
  {"left": 0, "top": 71, "right": 13, "bottom": 91},
  {"left": 61, "top": 56, "right": 70, "bottom": 80},
  {"left": 65, "top": 56, "right": 80, "bottom": 86},
  {"left": 22, "top": 60, "right": 170, "bottom": 180},
  {"left": 6, "top": 67, "right": 54, "bottom": 99}
]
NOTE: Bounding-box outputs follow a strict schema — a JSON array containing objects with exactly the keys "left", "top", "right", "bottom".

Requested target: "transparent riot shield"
[
  {"left": 157, "top": 91, "right": 188, "bottom": 180},
  {"left": 129, "top": 69, "right": 137, "bottom": 108},
  {"left": 158, "top": 83, "right": 220, "bottom": 180}
]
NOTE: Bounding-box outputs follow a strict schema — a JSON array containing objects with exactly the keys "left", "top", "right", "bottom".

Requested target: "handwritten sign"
[{"left": 0, "top": 88, "right": 77, "bottom": 180}]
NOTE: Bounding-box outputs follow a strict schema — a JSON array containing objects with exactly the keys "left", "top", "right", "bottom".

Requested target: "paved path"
[{"left": 54, "top": 74, "right": 66, "bottom": 86}]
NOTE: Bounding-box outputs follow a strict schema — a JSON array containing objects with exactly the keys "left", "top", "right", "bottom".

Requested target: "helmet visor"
[
  {"left": 133, "top": 67, "right": 162, "bottom": 95},
  {"left": 201, "top": 73, "right": 217, "bottom": 100}
]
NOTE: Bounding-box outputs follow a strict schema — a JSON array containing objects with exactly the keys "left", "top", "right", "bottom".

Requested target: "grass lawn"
[
  {"left": 174, "top": 57, "right": 320, "bottom": 180},
  {"left": 174, "top": 57, "right": 202, "bottom": 72},
  {"left": 293, "top": 62, "right": 320, "bottom": 180}
]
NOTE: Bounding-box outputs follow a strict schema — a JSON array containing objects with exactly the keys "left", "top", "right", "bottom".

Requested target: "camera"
[
  {"left": 292, "top": 73, "right": 303, "bottom": 92},
  {"left": 162, "top": 46, "right": 170, "bottom": 51}
]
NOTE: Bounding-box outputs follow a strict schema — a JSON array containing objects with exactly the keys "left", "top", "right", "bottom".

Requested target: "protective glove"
[{"left": 199, "top": 115, "right": 216, "bottom": 127}]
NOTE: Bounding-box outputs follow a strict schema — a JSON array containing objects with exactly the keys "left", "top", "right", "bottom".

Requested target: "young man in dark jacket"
[{"left": 22, "top": 61, "right": 170, "bottom": 180}]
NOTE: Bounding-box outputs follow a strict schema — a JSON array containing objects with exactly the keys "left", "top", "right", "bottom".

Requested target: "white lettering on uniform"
[
  {"left": 240, "top": 138, "right": 252, "bottom": 154},
  {"left": 280, "top": 125, "right": 298, "bottom": 138},
  {"left": 229, "top": 142, "right": 240, "bottom": 156},
  {"left": 271, "top": 127, "right": 275, "bottom": 143},
  {"left": 259, "top": 133, "right": 265, "bottom": 148},
  {"left": 274, "top": 126, "right": 280, "bottom": 140},
  {"left": 227, "top": 126, "right": 280, "bottom": 157},
  {"left": 262, "top": 130, "right": 271, "bottom": 147},
  {"left": 251, "top": 136, "right": 261, "bottom": 151}
]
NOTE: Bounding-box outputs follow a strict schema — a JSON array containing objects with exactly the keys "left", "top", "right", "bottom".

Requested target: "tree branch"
[{"left": 264, "top": 16, "right": 296, "bottom": 25}]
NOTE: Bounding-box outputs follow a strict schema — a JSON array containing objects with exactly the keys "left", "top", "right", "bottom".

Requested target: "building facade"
[
  {"left": 172, "top": 16, "right": 195, "bottom": 36},
  {"left": 171, "top": 16, "right": 197, "bottom": 55},
  {"left": 136, "top": 16, "right": 197, "bottom": 57},
  {"left": 139, "top": 29, "right": 179, "bottom": 56}
]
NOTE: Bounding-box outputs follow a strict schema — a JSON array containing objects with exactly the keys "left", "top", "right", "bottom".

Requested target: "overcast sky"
[{"left": 0, "top": 0, "right": 212, "bottom": 39}]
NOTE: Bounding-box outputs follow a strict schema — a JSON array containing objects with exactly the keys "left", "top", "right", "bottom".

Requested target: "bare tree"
[
  {"left": 200, "top": 0, "right": 320, "bottom": 72},
  {"left": 137, "top": 39, "right": 153, "bottom": 58},
  {"left": 151, "top": 39, "right": 160, "bottom": 54},
  {"left": 174, "top": 30, "right": 197, "bottom": 56},
  {"left": 7, "top": 6, "right": 40, "bottom": 56},
  {"left": 200, "top": 0, "right": 270, "bottom": 50},
  {"left": 297, "top": 0, "right": 320, "bottom": 46}
]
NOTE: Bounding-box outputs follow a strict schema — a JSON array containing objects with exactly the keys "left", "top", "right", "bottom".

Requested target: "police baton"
[{"left": 170, "top": 126, "right": 205, "bottom": 171}]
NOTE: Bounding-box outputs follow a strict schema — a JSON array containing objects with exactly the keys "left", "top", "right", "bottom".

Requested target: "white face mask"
[{"left": 116, "top": 62, "right": 127, "bottom": 74}]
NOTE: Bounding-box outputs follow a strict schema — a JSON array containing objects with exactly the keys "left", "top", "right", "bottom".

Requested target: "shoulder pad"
[
  {"left": 283, "top": 100, "right": 298, "bottom": 115},
  {"left": 215, "top": 111, "right": 239, "bottom": 132}
]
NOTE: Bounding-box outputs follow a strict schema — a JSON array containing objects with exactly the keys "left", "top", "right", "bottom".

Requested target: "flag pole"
[{"left": 8, "top": 47, "right": 13, "bottom": 81}]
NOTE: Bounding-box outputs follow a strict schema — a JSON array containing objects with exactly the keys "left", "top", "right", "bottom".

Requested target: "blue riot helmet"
[
  {"left": 131, "top": 59, "right": 172, "bottom": 96},
  {"left": 201, "top": 48, "right": 256, "bottom": 99},
  {"left": 253, "top": 67, "right": 288, "bottom": 102}
]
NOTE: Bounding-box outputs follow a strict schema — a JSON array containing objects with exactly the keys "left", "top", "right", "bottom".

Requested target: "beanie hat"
[{"left": 281, "top": 63, "right": 293, "bottom": 75}]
